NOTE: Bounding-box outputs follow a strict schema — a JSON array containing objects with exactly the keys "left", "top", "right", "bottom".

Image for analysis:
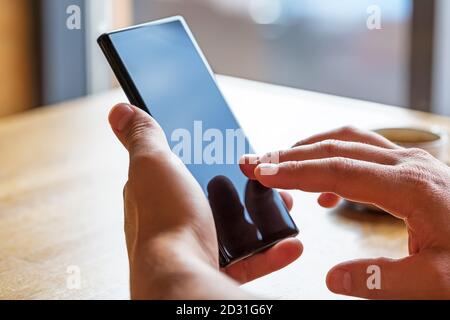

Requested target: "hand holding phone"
[{"left": 109, "top": 103, "right": 302, "bottom": 298}]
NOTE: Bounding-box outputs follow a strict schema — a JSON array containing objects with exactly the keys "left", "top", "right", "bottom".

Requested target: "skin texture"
[
  {"left": 110, "top": 103, "right": 450, "bottom": 299},
  {"left": 241, "top": 126, "right": 450, "bottom": 299},
  {"left": 108, "top": 103, "right": 302, "bottom": 299}
]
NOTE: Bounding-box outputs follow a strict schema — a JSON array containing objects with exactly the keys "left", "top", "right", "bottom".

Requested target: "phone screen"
[{"left": 101, "top": 17, "right": 298, "bottom": 266}]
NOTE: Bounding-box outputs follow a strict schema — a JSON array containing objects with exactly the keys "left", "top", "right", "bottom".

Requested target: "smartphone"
[{"left": 98, "top": 16, "right": 298, "bottom": 267}]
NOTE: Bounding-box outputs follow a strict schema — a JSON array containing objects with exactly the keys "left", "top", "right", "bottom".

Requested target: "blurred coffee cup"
[{"left": 374, "top": 127, "right": 448, "bottom": 163}]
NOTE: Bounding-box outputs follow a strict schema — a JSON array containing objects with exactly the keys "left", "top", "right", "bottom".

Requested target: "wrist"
[{"left": 129, "top": 230, "right": 220, "bottom": 299}]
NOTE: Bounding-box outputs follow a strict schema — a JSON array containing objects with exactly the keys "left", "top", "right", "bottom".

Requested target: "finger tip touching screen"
[{"left": 98, "top": 16, "right": 298, "bottom": 267}]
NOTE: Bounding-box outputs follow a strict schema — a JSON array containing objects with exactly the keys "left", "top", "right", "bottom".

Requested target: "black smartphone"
[{"left": 98, "top": 16, "right": 298, "bottom": 267}]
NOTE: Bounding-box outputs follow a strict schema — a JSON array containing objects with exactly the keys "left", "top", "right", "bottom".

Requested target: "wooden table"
[{"left": 1, "top": 76, "right": 450, "bottom": 300}]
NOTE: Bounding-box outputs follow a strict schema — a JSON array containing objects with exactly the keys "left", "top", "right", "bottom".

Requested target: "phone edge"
[{"left": 97, "top": 33, "right": 150, "bottom": 114}]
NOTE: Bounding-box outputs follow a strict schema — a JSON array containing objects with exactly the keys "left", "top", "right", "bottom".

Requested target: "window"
[
  {"left": 33, "top": 0, "right": 447, "bottom": 114},
  {"left": 433, "top": 0, "right": 450, "bottom": 115},
  {"left": 134, "top": 0, "right": 413, "bottom": 107}
]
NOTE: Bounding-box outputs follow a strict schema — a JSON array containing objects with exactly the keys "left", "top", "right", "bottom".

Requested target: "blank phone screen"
[{"left": 105, "top": 18, "right": 298, "bottom": 265}]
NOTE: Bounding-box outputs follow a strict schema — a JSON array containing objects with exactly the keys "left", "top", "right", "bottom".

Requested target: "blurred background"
[{"left": 1, "top": 0, "right": 449, "bottom": 118}]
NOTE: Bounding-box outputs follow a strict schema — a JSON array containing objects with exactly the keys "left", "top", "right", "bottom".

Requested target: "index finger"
[{"left": 254, "top": 158, "right": 408, "bottom": 219}]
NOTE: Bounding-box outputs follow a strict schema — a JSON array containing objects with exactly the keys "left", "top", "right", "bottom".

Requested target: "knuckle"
[
  {"left": 328, "top": 157, "right": 354, "bottom": 174},
  {"left": 290, "top": 160, "right": 304, "bottom": 171},
  {"left": 261, "top": 151, "right": 280, "bottom": 164},
  {"left": 318, "top": 139, "right": 343, "bottom": 156},
  {"left": 381, "top": 149, "right": 402, "bottom": 165},
  {"left": 125, "top": 118, "right": 156, "bottom": 147},
  {"left": 283, "top": 161, "right": 303, "bottom": 177},
  {"left": 396, "top": 163, "right": 432, "bottom": 189},
  {"left": 338, "top": 125, "right": 359, "bottom": 136},
  {"left": 403, "top": 147, "right": 431, "bottom": 160}
]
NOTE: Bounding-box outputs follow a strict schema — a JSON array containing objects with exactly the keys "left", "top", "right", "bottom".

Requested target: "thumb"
[
  {"left": 326, "top": 252, "right": 449, "bottom": 299},
  {"left": 108, "top": 103, "right": 170, "bottom": 160}
]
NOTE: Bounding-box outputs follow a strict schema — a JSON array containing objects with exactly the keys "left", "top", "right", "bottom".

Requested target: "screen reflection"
[{"left": 208, "top": 176, "right": 295, "bottom": 259}]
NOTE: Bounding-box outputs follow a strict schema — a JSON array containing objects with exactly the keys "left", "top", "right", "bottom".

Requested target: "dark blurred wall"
[
  {"left": 0, "top": 0, "right": 39, "bottom": 117},
  {"left": 40, "top": 0, "right": 87, "bottom": 105}
]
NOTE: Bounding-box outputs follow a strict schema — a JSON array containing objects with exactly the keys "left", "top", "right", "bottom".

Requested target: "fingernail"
[
  {"left": 257, "top": 163, "right": 279, "bottom": 176},
  {"left": 241, "top": 154, "right": 259, "bottom": 165},
  {"left": 109, "top": 104, "right": 135, "bottom": 132},
  {"left": 328, "top": 269, "right": 352, "bottom": 294}
]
